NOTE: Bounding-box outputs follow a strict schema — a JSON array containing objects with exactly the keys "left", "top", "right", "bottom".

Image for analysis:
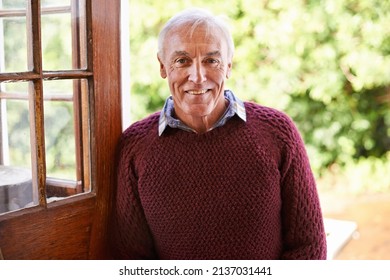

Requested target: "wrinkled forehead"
[{"left": 166, "top": 23, "right": 227, "bottom": 51}]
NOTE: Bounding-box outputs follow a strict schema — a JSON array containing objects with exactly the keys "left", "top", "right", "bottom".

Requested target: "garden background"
[{"left": 127, "top": 0, "right": 390, "bottom": 259}]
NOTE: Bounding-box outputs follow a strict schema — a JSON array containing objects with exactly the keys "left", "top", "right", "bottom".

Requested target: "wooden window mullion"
[
  {"left": 71, "top": 0, "right": 84, "bottom": 191},
  {"left": 0, "top": 99, "right": 4, "bottom": 165},
  {"left": 0, "top": 0, "right": 94, "bottom": 211},
  {"left": 27, "top": 0, "right": 47, "bottom": 207},
  {"left": 84, "top": 0, "right": 93, "bottom": 193}
]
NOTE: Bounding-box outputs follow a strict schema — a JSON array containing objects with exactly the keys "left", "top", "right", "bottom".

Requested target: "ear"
[
  {"left": 226, "top": 62, "right": 232, "bottom": 79},
  {"left": 157, "top": 54, "right": 167, "bottom": 79}
]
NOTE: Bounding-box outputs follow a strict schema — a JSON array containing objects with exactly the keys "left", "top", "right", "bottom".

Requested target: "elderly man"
[{"left": 111, "top": 7, "right": 327, "bottom": 260}]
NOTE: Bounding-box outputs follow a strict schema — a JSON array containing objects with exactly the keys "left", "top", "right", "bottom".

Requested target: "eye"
[
  {"left": 177, "top": 58, "right": 187, "bottom": 64},
  {"left": 206, "top": 58, "right": 218, "bottom": 63},
  {"left": 204, "top": 58, "right": 220, "bottom": 66},
  {"left": 174, "top": 57, "right": 191, "bottom": 67}
]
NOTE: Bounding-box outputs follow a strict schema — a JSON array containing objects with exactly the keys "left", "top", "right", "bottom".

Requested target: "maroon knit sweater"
[{"left": 111, "top": 102, "right": 327, "bottom": 260}]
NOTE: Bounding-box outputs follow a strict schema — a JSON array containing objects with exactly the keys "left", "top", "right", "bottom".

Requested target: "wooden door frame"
[
  {"left": 0, "top": 0, "right": 122, "bottom": 260},
  {"left": 88, "top": 0, "right": 122, "bottom": 259}
]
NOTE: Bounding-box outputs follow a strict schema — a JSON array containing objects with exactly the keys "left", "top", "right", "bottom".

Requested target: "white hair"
[{"left": 157, "top": 8, "right": 235, "bottom": 60}]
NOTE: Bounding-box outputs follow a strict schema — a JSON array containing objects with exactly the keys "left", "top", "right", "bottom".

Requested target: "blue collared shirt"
[{"left": 158, "top": 89, "right": 247, "bottom": 136}]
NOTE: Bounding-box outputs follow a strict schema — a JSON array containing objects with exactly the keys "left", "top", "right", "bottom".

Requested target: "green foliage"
[
  {"left": 44, "top": 100, "right": 76, "bottom": 180},
  {"left": 2, "top": 8, "right": 75, "bottom": 180},
  {"left": 4, "top": 83, "right": 76, "bottom": 180},
  {"left": 2, "top": 18, "right": 28, "bottom": 72},
  {"left": 319, "top": 152, "right": 390, "bottom": 194},
  {"left": 41, "top": 14, "right": 73, "bottom": 70},
  {"left": 1, "top": 0, "right": 26, "bottom": 9},
  {"left": 6, "top": 99, "right": 31, "bottom": 168},
  {"left": 129, "top": 0, "right": 390, "bottom": 191}
]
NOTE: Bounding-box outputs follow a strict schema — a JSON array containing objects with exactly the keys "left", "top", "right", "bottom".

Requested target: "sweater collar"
[{"left": 158, "top": 89, "right": 246, "bottom": 136}]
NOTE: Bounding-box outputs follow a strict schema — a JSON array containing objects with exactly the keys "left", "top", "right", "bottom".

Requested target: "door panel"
[
  {"left": 0, "top": 195, "right": 95, "bottom": 259},
  {"left": 0, "top": 0, "right": 121, "bottom": 260}
]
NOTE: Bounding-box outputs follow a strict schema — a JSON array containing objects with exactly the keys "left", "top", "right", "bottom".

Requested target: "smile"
[{"left": 186, "top": 89, "right": 209, "bottom": 95}]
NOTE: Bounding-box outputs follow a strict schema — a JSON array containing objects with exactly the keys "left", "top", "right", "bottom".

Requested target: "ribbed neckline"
[{"left": 159, "top": 115, "right": 247, "bottom": 144}]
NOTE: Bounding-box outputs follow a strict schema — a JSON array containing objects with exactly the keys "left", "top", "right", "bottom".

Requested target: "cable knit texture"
[{"left": 111, "top": 102, "right": 327, "bottom": 260}]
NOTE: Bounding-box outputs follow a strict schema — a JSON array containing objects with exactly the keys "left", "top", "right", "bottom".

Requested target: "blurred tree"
[
  {"left": 2, "top": 3, "right": 75, "bottom": 179},
  {"left": 128, "top": 0, "right": 390, "bottom": 182}
]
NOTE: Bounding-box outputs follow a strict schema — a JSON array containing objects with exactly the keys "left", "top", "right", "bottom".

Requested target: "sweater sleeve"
[
  {"left": 279, "top": 117, "right": 327, "bottom": 260},
  {"left": 110, "top": 134, "right": 157, "bottom": 259}
]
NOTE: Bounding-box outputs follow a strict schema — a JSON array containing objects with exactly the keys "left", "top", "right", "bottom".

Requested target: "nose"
[{"left": 188, "top": 62, "right": 207, "bottom": 84}]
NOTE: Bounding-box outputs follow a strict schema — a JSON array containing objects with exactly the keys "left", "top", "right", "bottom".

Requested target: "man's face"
[{"left": 158, "top": 24, "right": 232, "bottom": 122}]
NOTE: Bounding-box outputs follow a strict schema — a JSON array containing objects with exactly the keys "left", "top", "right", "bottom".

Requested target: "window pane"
[
  {"left": 1, "top": 0, "right": 26, "bottom": 9},
  {"left": 0, "top": 3, "right": 28, "bottom": 72},
  {"left": 41, "top": 13, "right": 72, "bottom": 70},
  {"left": 41, "top": 0, "right": 71, "bottom": 7},
  {"left": 44, "top": 80, "right": 76, "bottom": 181},
  {"left": 41, "top": 0, "right": 87, "bottom": 70},
  {"left": 0, "top": 82, "right": 36, "bottom": 214},
  {"left": 43, "top": 79, "right": 90, "bottom": 200}
]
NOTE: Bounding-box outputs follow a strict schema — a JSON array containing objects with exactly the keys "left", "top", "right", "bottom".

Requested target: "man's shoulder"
[
  {"left": 243, "top": 101, "right": 301, "bottom": 146},
  {"left": 244, "top": 101, "right": 294, "bottom": 126},
  {"left": 121, "top": 111, "right": 160, "bottom": 142}
]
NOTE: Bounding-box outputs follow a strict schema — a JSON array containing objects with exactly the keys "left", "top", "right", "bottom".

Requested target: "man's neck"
[{"left": 174, "top": 99, "right": 228, "bottom": 134}]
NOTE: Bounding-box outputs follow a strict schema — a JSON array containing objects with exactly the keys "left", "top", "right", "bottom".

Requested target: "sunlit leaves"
[{"left": 128, "top": 0, "right": 390, "bottom": 180}]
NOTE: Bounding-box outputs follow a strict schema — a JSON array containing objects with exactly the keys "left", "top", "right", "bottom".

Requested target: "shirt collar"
[{"left": 158, "top": 89, "right": 246, "bottom": 136}]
